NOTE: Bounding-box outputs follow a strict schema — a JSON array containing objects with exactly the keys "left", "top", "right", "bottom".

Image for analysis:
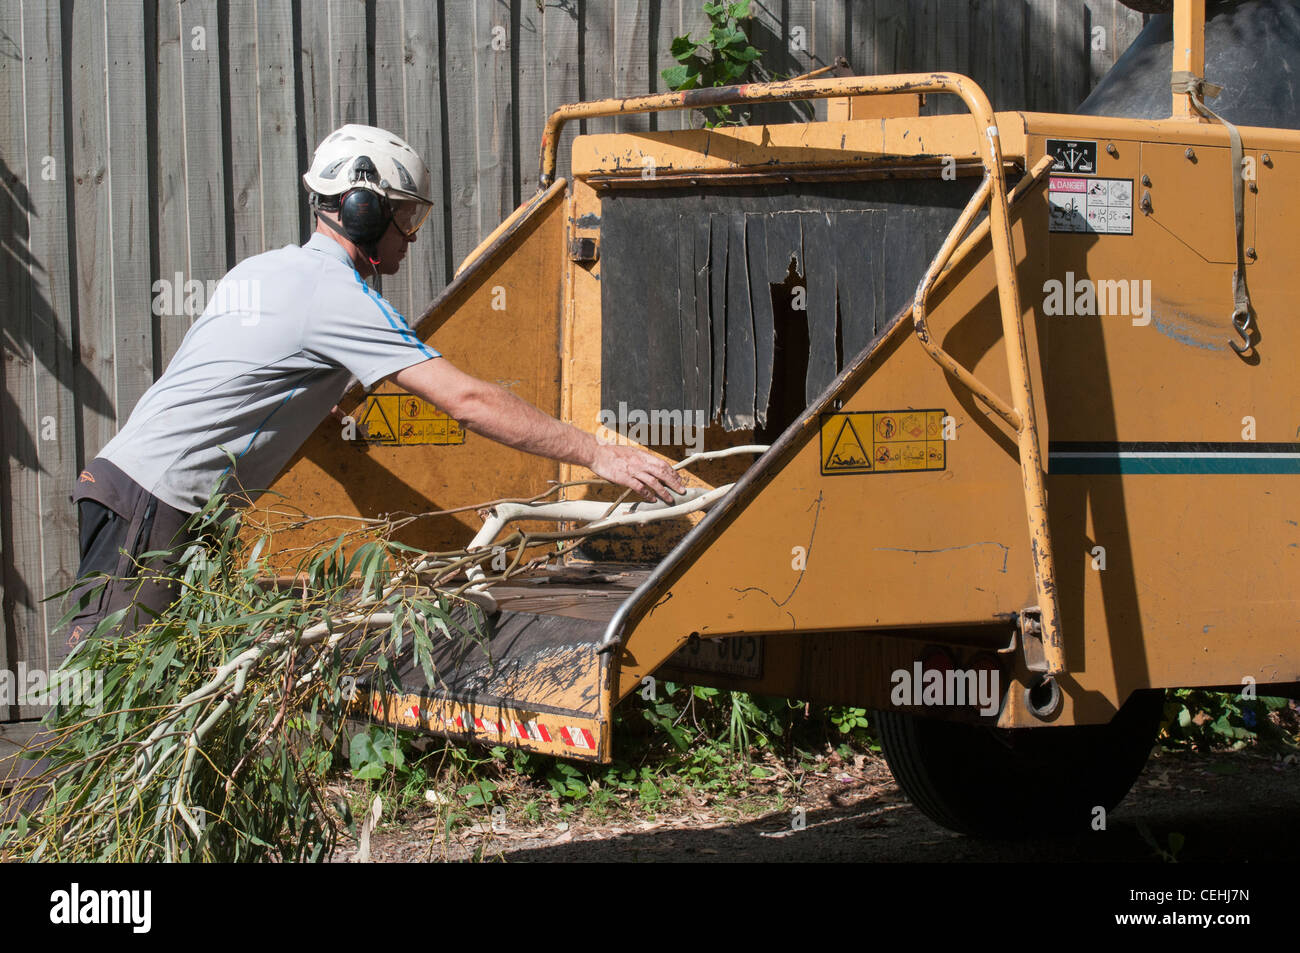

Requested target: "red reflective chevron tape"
[{"left": 560, "top": 726, "right": 594, "bottom": 749}]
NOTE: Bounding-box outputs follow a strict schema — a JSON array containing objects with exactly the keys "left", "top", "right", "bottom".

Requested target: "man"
[{"left": 66, "top": 124, "right": 682, "bottom": 649}]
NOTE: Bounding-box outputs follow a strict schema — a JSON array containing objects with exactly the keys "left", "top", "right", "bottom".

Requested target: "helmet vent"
[
  {"left": 319, "top": 157, "right": 348, "bottom": 179},
  {"left": 391, "top": 159, "right": 416, "bottom": 192}
]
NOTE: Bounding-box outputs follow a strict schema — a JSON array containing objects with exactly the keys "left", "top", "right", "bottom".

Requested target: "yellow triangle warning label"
[
  {"left": 359, "top": 397, "right": 396, "bottom": 444},
  {"left": 823, "top": 416, "right": 870, "bottom": 472}
]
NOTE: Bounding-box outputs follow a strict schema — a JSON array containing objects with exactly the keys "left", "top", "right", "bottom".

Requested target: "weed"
[
  {"left": 1137, "top": 822, "right": 1185, "bottom": 863},
  {"left": 661, "top": 1, "right": 764, "bottom": 126},
  {"left": 1161, "top": 689, "right": 1298, "bottom": 752}
]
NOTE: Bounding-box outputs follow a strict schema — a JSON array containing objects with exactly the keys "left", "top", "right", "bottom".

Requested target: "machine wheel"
[{"left": 874, "top": 689, "right": 1165, "bottom": 837}]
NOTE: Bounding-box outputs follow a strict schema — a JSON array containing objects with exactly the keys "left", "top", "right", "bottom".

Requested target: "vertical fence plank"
[
  {"left": 514, "top": 0, "right": 540, "bottom": 191},
  {"left": 785, "top": 0, "right": 814, "bottom": 73},
  {"left": 1025, "top": 0, "right": 1056, "bottom": 112},
  {"left": 395, "top": 0, "right": 447, "bottom": 300},
  {"left": 104, "top": 1, "right": 154, "bottom": 421},
  {"left": 373, "top": 0, "right": 413, "bottom": 318},
  {"left": 442, "top": 0, "right": 513, "bottom": 265},
  {"left": 298, "top": 0, "right": 333, "bottom": 177},
  {"left": 811, "top": 0, "right": 848, "bottom": 119},
  {"left": 541, "top": 0, "right": 580, "bottom": 177},
  {"left": 374, "top": 0, "right": 447, "bottom": 318},
  {"left": 581, "top": 0, "right": 614, "bottom": 131},
  {"left": 650, "top": 0, "right": 681, "bottom": 129},
  {"left": 909, "top": 0, "right": 939, "bottom": 73},
  {"left": 20, "top": 1, "right": 81, "bottom": 671},
  {"left": 329, "top": 0, "right": 368, "bottom": 126},
  {"left": 516, "top": 0, "right": 547, "bottom": 190},
  {"left": 474, "top": 0, "right": 512, "bottom": 244},
  {"left": 749, "top": 0, "right": 803, "bottom": 125},
  {"left": 229, "top": 0, "right": 264, "bottom": 263},
  {"left": 255, "top": 0, "right": 299, "bottom": 252},
  {"left": 934, "top": 0, "right": 971, "bottom": 113},
  {"left": 226, "top": 0, "right": 298, "bottom": 262},
  {"left": 175, "top": 0, "right": 228, "bottom": 355},
  {"left": 68, "top": 4, "right": 116, "bottom": 466},
  {"left": 846, "top": 0, "right": 876, "bottom": 75},
  {"left": 519, "top": 0, "right": 580, "bottom": 186},
  {"left": 1054, "top": 0, "right": 1089, "bottom": 109},
  {"left": 1114, "top": 5, "right": 1146, "bottom": 61},
  {"left": 874, "top": 0, "right": 911, "bottom": 75},
  {"left": 0, "top": 0, "right": 37, "bottom": 714},
  {"left": 613, "top": 0, "right": 652, "bottom": 131},
  {"left": 993, "top": 0, "right": 1027, "bottom": 109},
  {"left": 1084, "top": 0, "right": 1113, "bottom": 90},
  {"left": 154, "top": 0, "right": 188, "bottom": 367},
  {"left": 442, "top": 0, "right": 478, "bottom": 269}
]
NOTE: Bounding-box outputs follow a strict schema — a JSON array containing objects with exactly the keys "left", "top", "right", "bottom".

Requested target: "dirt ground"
[{"left": 332, "top": 745, "right": 1299, "bottom": 863}]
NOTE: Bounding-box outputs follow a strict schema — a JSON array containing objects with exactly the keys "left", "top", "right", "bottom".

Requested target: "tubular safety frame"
[{"left": 543, "top": 73, "right": 1067, "bottom": 678}]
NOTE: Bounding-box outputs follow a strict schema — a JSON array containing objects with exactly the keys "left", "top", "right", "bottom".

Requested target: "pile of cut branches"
[{"left": 0, "top": 493, "right": 489, "bottom": 862}]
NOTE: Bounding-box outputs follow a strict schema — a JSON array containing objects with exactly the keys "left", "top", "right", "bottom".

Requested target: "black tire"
[{"left": 874, "top": 689, "right": 1164, "bottom": 837}]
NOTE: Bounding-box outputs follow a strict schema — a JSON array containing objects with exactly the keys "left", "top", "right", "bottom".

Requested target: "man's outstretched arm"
[{"left": 391, "top": 356, "right": 685, "bottom": 503}]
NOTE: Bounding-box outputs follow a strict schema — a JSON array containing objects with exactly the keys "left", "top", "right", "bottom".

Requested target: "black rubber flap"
[{"left": 599, "top": 180, "right": 975, "bottom": 433}]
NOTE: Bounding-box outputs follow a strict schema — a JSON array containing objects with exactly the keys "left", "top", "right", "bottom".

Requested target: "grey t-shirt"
[{"left": 97, "top": 233, "right": 439, "bottom": 512}]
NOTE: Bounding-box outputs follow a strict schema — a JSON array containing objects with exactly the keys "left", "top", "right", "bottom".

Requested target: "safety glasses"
[{"left": 391, "top": 199, "right": 433, "bottom": 239}]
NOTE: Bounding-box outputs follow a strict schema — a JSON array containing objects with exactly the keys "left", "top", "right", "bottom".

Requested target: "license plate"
[{"left": 669, "top": 635, "right": 764, "bottom": 679}]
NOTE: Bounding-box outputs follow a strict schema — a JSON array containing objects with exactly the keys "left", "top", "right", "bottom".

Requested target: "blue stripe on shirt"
[
  {"left": 352, "top": 271, "right": 437, "bottom": 359},
  {"left": 238, "top": 386, "right": 302, "bottom": 457}
]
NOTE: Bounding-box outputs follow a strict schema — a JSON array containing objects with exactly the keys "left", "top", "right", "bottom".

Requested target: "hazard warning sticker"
[
  {"left": 1048, "top": 176, "right": 1133, "bottom": 235},
  {"left": 820, "top": 410, "right": 947, "bottom": 476},
  {"left": 356, "top": 393, "right": 465, "bottom": 446},
  {"left": 1045, "top": 138, "right": 1098, "bottom": 175}
]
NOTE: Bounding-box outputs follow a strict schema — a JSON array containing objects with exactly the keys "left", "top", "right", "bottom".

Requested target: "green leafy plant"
[
  {"left": 661, "top": 0, "right": 764, "bottom": 126},
  {"left": 827, "top": 705, "right": 871, "bottom": 736},
  {"left": 350, "top": 726, "right": 406, "bottom": 781},
  {"left": 1137, "top": 822, "right": 1185, "bottom": 863},
  {"left": 0, "top": 487, "right": 487, "bottom": 863},
  {"left": 1160, "top": 688, "right": 1297, "bottom": 751}
]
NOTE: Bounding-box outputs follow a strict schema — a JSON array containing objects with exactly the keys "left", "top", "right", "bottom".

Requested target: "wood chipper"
[{"left": 256, "top": 0, "right": 1300, "bottom": 835}]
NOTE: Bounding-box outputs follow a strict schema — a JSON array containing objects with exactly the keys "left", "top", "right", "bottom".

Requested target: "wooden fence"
[{"left": 0, "top": 0, "right": 1146, "bottom": 721}]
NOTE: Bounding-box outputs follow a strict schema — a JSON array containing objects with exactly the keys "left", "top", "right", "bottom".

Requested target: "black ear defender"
[{"left": 338, "top": 155, "right": 393, "bottom": 248}]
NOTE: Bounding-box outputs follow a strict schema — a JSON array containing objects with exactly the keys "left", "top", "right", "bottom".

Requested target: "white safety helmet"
[{"left": 303, "top": 124, "right": 433, "bottom": 238}]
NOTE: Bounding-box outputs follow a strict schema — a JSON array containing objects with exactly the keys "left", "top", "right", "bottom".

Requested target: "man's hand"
[
  {"left": 392, "top": 357, "right": 688, "bottom": 502},
  {"left": 590, "top": 443, "right": 684, "bottom": 504}
]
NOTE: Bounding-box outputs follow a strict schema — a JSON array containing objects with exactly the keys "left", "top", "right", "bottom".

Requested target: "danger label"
[
  {"left": 1049, "top": 176, "right": 1133, "bottom": 235},
  {"left": 820, "top": 410, "right": 947, "bottom": 476},
  {"left": 357, "top": 393, "right": 465, "bottom": 446}
]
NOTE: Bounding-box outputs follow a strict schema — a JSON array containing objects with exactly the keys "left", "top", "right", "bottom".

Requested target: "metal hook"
[{"left": 1229, "top": 309, "right": 1253, "bottom": 355}]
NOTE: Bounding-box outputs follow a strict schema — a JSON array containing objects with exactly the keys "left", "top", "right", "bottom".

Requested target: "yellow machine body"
[{"left": 258, "top": 63, "right": 1299, "bottom": 762}]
